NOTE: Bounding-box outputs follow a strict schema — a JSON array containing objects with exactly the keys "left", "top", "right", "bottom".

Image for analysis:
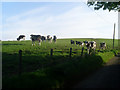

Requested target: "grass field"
[{"left": 2, "top": 38, "right": 119, "bottom": 88}]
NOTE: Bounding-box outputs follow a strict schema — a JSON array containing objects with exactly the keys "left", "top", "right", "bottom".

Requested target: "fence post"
[
  {"left": 50, "top": 49, "right": 53, "bottom": 56},
  {"left": 70, "top": 48, "right": 72, "bottom": 58},
  {"left": 19, "top": 50, "right": 22, "bottom": 76},
  {"left": 81, "top": 47, "right": 84, "bottom": 56}
]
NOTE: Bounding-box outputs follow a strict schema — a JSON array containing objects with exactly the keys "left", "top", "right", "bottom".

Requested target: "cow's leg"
[
  {"left": 38, "top": 40, "right": 41, "bottom": 46},
  {"left": 50, "top": 39, "right": 52, "bottom": 43},
  {"left": 23, "top": 37, "right": 25, "bottom": 41},
  {"left": 32, "top": 41, "right": 34, "bottom": 46},
  {"left": 105, "top": 46, "right": 106, "bottom": 50},
  {"left": 87, "top": 48, "right": 89, "bottom": 54},
  {"left": 32, "top": 41, "right": 33, "bottom": 46},
  {"left": 33, "top": 41, "right": 35, "bottom": 46}
]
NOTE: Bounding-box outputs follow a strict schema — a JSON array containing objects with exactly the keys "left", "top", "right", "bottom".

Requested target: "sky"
[{"left": 1, "top": 1, "right": 118, "bottom": 41}]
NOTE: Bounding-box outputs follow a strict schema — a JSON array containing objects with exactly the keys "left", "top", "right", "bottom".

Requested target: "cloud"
[
  {"left": 6, "top": 7, "right": 47, "bottom": 22},
  {"left": 2, "top": 4, "right": 118, "bottom": 41},
  {"left": 2, "top": 0, "right": 87, "bottom": 2}
]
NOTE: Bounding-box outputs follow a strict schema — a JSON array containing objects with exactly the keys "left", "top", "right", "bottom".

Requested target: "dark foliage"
[{"left": 87, "top": 1, "right": 120, "bottom": 12}]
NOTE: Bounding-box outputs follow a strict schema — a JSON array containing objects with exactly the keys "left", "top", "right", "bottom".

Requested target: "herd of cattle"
[
  {"left": 70, "top": 40, "right": 106, "bottom": 52},
  {"left": 17, "top": 34, "right": 57, "bottom": 45},
  {"left": 17, "top": 35, "right": 106, "bottom": 51}
]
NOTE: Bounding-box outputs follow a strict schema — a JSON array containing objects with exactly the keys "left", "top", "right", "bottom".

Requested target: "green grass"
[{"left": 2, "top": 38, "right": 119, "bottom": 88}]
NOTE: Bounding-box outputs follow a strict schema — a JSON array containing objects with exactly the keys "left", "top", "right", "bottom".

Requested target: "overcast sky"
[{"left": 1, "top": 1, "right": 118, "bottom": 41}]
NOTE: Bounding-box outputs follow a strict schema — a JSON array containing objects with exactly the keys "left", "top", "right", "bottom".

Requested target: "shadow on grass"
[{"left": 2, "top": 52, "right": 104, "bottom": 88}]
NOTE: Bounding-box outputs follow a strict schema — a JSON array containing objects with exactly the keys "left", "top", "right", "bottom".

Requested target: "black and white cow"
[
  {"left": 53, "top": 35, "right": 57, "bottom": 43},
  {"left": 100, "top": 42, "right": 106, "bottom": 50},
  {"left": 17, "top": 35, "right": 25, "bottom": 41},
  {"left": 76, "top": 41, "right": 84, "bottom": 46},
  {"left": 30, "top": 34, "right": 42, "bottom": 46},
  {"left": 41, "top": 36, "right": 46, "bottom": 42},
  {"left": 85, "top": 41, "right": 96, "bottom": 54},
  {"left": 47, "top": 35, "right": 52, "bottom": 43},
  {"left": 90, "top": 41, "right": 96, "bottom": 50}
]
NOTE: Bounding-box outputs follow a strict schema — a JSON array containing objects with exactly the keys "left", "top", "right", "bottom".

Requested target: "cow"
[
  {"left": 70, "top": 40, "right": 75, "bottom": 45},
  {"left": 76, "top": 41, "right": 84, "bottom": 46},
  {"left": 30, "top": 34, "right": 42, "bottom": 46},
  {"left": 47, "top": 35, "right": 52, "bottom": 43},
  {"left": 90, "top": 41, "right": 96, "bottom": 50},
  {"left": 17, "top": 35, "right": 25, "bottom": 41},
  {"left": 41, "top": 36, "right": 46, "bottom": 42},
  {"left": 100, "top": 42, "right": 106, "bottom": 50},
  {"left": 53, "top": 35, "right": 57, "bottom": 43},
  {"left": 85, "top": 41, "right": 96, "bottom": 54}
]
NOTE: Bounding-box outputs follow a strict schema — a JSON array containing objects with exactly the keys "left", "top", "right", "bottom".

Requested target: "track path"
[{"left": 73, "top": 56, "right": 120, "bottom": 88}]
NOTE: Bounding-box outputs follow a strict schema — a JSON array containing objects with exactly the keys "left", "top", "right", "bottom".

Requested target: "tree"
[{"left": 87, "top": 0, "right": 120, "bottom": 12}]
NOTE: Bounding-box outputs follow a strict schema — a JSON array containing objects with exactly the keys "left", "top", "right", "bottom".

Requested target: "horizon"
[{"left": 1, "top": 37, "right": 119, "bottom": 41}]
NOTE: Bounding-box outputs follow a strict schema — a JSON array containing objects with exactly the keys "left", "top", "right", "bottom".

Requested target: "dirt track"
[{"left": 73, "top": 56, "right": 120, "bottom": 88}]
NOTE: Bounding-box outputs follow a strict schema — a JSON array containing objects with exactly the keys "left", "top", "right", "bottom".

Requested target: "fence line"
[{"left": 18, "top": 47, "right": 115, "bottom": 75}]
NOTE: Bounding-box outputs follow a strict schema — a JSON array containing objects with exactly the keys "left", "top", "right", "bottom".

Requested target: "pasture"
[{"left": 2, "top": 38, "right": 119, "bottom": 88}]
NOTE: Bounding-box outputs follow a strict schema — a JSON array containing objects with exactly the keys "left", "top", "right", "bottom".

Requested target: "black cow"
[
  {"left": 100, "top": 42, "right": 106, "bottom": 50},
  {"left": 70, "top": 40, "right": 75, "bottom": 45},
  {"left": 41, "top": 36, "right": 46, "bottom": 42},
  {"left": 53, "top": 35, "right": 57, "bottom": 43}
]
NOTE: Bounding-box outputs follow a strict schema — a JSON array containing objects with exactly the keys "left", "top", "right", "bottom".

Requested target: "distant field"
[
  {"left": 2, "top": 38, "right": 119, "bottom": 53},
  {"left": 2, "top": 38, "right": 119, "bottom": 88}
]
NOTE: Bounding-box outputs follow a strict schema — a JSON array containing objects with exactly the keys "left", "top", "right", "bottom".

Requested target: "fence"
[
  {"left": 18, "top": 46, "right": 118, "bottom": 76},
  {"left": 18, "top": 47, "right": 88, "bottom": 75}
]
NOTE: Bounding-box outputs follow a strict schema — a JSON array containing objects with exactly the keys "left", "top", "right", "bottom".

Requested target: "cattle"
[
  {"left": 100, "top": 42, "right": 106, "bottom": 50},
  {"left": 17, "top": 35, "right": 25, "bottom": 41},
  {"left": 30, "top": 34, "right": 42, "bottom": 46},
  {"left": 70, "top": 40, "right": 75, "bottom": 45},
  {"left": 90, "top": 41, "right": 96, "bottom": 50},
  {"left": 47, "top": 35, "right": 52, "bottom": 43},
  {"left": 41, "top": 36, "right": 46, "bottom": 42},
  {"left": 53, "top": 35, "right": 57, "bottom": 43},
  {"left": 76, "top": 41, "right": 84, "bottom": 46},
  {"left": 85, "top": 41, "right": 96, "bottom": 54}
]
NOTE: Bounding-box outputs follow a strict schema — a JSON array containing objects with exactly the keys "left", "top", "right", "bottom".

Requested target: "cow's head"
[{"left": 17, "top": 38, "right": 20, "bottom": 41}]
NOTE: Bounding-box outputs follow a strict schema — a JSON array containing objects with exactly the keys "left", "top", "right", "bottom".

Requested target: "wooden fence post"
[
  {"left": 70, "top": 48, "right": 72, "bottom": 58},
  {"left": 19, "top": 50, "right": 22, "bottom": 76},
  {"left": 50, "top": 49, "right": 53, "bottom": 56},
  {"left": 81, "top": 47, "right": 84, "bottom": 56}
]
